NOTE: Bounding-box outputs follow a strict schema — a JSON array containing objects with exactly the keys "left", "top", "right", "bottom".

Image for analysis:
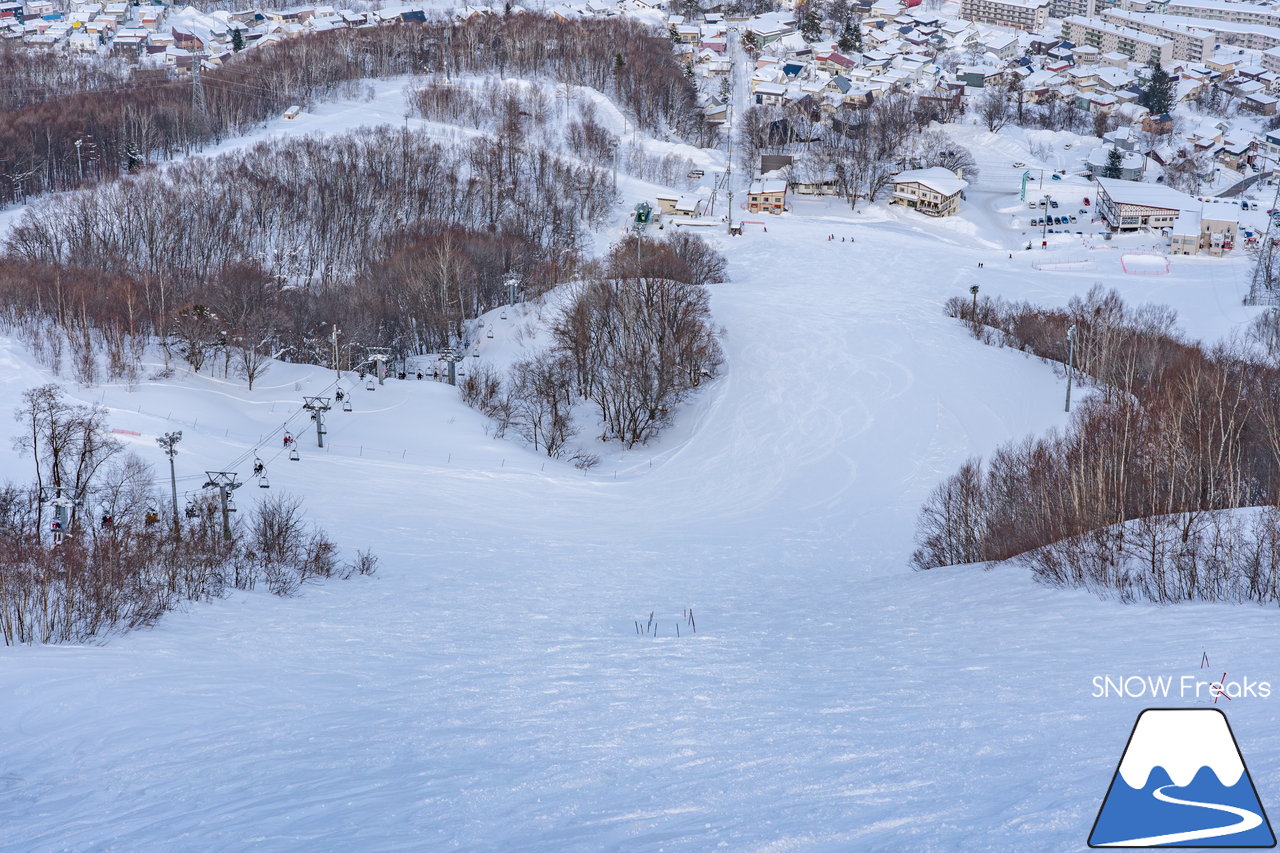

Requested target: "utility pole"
[
  {"left": 156, "top": 431, "right": 182, "bottom": 534},
  {"left": 331, "top": 324, "right": 341, "bottom": 379},
  {"left": 75, "top": 138, "right": 83, "bottom": 182},
  {"left": 302, "top": 396, "right": 332, "bottom": 448},
  {"left": 726, "top": 101, "right": 735, "bottom": 234},
  {"left": 969, "top": 284, "right": 979, "bottom": 326},
  {"left": 505, "top": 272, "right": 521, "bottom": 305},
  {"left": 1065, "top": 324, "right": 1077, "bottom": 413},
  {"left": 202, "top": 472, "right": 241, "bottom": 542}
]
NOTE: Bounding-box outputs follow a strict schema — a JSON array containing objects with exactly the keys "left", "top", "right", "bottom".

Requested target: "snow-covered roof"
[
  {"left": 749, "top": 179, "right": 787, "bottom": 194},
  {"left": 893, "top": 167, "right": 967, "bottom": 196},
  {"left": 1171, "top": 208, "right": 1201, "bottom": 236},
  {"left": 1095, "top": 177, "right": 1196, "bottom": 212}
]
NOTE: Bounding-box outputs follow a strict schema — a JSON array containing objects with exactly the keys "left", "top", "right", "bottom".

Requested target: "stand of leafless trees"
[
  {"left": 914, "top": 287, "right": 1280, "bottom": 605},
  {"left": 0, "top": 14, "right": 704, "bottom": 203},
  {"left": 462, "top": 232, "right": 725, "bottom": 453},
  {"left": 0, "top": 384, "right": 376, "bottom": 645},
  {"left": 1, "top": 122, "right": 615, "bottom": 381}
]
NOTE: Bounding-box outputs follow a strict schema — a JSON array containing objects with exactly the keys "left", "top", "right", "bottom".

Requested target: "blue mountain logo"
[{"left": 1089, "top": 708, "right": 1275, "bottom": 848}]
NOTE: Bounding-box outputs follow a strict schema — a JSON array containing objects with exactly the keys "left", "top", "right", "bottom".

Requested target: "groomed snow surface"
[{"left": 3, "top": 108, "right": 1280, "bottom": 851}]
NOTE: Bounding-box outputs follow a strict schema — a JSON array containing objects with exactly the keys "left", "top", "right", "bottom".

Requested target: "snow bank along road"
[{"left": 2, "top": 208, "right": 1279, "bottom": 852}]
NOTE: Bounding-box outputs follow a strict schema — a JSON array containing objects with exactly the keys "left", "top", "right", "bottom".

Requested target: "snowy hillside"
[{"left": 3, "top": 74, "right": 1280, "bottom": 852}]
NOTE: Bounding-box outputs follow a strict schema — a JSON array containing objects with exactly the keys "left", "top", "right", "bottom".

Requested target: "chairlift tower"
[
  {"left": 302, "top": 396, "right": 332, "bottom": 448},
  {"left": 202, "top": 472, "right": 242, "bottom": 542},
  {"left": 40, "top": 486, "right": 77, "bottom": 546},
  {"left": 504, "top": 272, "right": 522, "bottom": 306},
  {"left": 440, "top": 347, "right": 465, "bottom": 386},
  {"left": 366, "top": 347, "right": 391, "bottom": 385}
]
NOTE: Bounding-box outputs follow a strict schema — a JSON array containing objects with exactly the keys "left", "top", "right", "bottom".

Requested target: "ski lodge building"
[{"left": 1094, "top": 177, "right": 1196, "bottom": 231}]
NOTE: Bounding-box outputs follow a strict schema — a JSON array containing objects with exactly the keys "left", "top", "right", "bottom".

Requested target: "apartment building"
[
  {"left": 959, "top": 0, "right": 1049, "bottom": 31},
  {"left": 1153, "top": 0, "right": 1280, "bottom": 28},
  {"left": 1100, "top": 9, "right": 1215, "bottom": 60},
  {"left": 1049, "top": 0, "right": 1096, "bottom": 18},
  {"left": 1061, "top": 15, "right": 1175, "bottom": 64}
]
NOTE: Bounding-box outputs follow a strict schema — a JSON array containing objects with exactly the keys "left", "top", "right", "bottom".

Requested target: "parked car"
[
  {"left": 1050, "top": 200, "right": 1059, "bottom": 208},
  {"left": 1083, "top": 197, "right": 1091, "bottom": 206},
  {"left": 1013, "top": 161, "right": 1027, "bottom": 168},
  {"left": 1069, "top": 215, "right": 1077, "bottom": 223},
  {"left": 1241, "top": 201, "right": 1250, "bottom": 210},
  {"left": 1064, "top": 143, "right": 1073, "bottom": 150}
]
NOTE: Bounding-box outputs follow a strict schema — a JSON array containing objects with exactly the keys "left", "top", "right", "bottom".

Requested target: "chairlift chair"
[
  {"left": 342, "top": 399, "right": 353, "bottom": 413},
  {"left": 366, "top": 380, "right": 375, "bottom": 391},
  {"left": 486, "top": 329, "right": 494, "bottom": 339},
  {"left": 259, "top": 475, "right": 270, "bottom": 489},
  {"left": 500, "top": 311, "right": 507, "bottom": 320},
  {"left": 289, "top": 448, "right": 300, "bottom": 462},
  {"left": 185, "top": 501, "right": 199, "bottom": 519},
  {"left": 144, "top": 507, "right": 159, "bottom": 525}
]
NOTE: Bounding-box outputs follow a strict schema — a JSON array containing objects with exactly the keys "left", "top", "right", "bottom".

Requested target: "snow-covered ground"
[{"left": 3, "top": 79, "right": 1280, "bottom": 852}]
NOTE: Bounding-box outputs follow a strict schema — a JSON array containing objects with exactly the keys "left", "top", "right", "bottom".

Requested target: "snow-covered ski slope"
[{"left": 2, "top": 85, "right": 1279, "bottom": 851}]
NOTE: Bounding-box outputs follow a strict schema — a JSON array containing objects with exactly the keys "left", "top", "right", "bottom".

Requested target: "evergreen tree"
[
  {"left": 837, "top": 21, "right": 861, "bottom": 53},
  {"left": 231, "top": 27, "right": 244, "bottom": 52},
  {"left": 800, "top": 6, "right": 823, "bottom": 42},
  {"left": 1139, "top": 60, "right": 1175, "bottom": 116},
  {"left": 1103, "top": 146, "right": 1124, "bottom": 179}
]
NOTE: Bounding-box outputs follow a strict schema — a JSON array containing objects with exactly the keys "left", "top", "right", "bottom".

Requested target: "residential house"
[
  {"left": 747, "top": 178, "right": 788, "bottom": 214},
  {"left": 1087, "top": 145, "right": 1146, "bottom": 179},
  {"left": 891, "top": 167, "right": 967, "bottom": 216},
  {"left": 754, "top": 81, "right": 787, "bottom": 106}
]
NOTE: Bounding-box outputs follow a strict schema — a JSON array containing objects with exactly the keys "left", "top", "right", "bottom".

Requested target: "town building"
[
  {"left": 747, "top": 179, "right": 788, "bottom": 214},
  {"left": 1099, "top": 9, "right": 1215, "bottom": 61},
  {"left": 890, "top": 167, "right": 967, "bottom": 217},
  {"left": 1061, "top": 15, "right": 1174, "bottom": 64},
  {"left": 1169, "top": 206, "right": 1238, "bottom": 255},
  {"left": 1094, "top": 176, "right": 1196, "bottom": 230},
  {"left": 959, "top": 0, "right": 1049, "bottom": 31}
]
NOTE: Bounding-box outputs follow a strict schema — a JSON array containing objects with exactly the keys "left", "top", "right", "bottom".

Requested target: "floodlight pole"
[{"left": 157, "top": 430, "right": 182, "bottom": 534}]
